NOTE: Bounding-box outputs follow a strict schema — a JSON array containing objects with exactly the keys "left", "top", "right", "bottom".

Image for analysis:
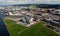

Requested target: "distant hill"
[
  {"left": 37, "top": 4, "right": 60, "bottom": 8},
  {"left": 1, "top": 4, "right": 60, "bottom": 8},
  {"left": 11, "top": 4, "right": 60, "bottom": 8}
]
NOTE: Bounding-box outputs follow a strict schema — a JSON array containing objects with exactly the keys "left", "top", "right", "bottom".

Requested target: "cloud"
[{"left": 0, "top": 0, "right": 60, "bottom": 5}]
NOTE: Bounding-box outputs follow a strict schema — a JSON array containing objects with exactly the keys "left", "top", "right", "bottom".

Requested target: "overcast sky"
[{"left": 0, "top": 0, "right": 60, "bottom": 5}]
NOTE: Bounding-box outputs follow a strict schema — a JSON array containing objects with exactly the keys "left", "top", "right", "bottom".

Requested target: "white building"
[
  {"left": 42, "top": 13, "right": 48, "bottom": 16},
  {"left": 20, "top": 15, "right": 34, "bottom": 24},
  {"left": 5, "top": 12, "right": 22, "bottom": 16}
]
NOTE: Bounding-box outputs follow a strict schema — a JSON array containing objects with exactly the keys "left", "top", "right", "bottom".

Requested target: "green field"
[{"left": 3, "top": 18, "right": 59, "bottom": 36}]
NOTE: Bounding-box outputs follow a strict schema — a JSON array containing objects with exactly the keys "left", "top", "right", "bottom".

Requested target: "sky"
[{"left": 0, "top": 0, "right": 60, "bottom": 5}]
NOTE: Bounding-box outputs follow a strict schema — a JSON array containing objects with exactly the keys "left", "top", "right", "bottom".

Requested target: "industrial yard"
[
  {"left": 1, "top": 5, "right": 60, "bottom": 36},
  {"left": 3, "top": 18, "right": 59, "bottom": 36}
]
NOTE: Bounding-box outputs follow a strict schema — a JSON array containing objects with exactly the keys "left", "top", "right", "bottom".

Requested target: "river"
[{"left": 0, "top": 12, "right": 10, "bottom": 36}]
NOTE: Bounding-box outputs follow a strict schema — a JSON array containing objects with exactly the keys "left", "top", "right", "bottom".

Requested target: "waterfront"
[{"left": 0, "top": 12, "right": 10, "bottom": 36}]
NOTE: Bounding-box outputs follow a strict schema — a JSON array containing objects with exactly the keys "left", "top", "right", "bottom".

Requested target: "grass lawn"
[
  {"left": 3, "top": 18, "right": 26, "bottom": 36},
  {"left": 3, "top": 18, "right": 59, "bottom": 36}
]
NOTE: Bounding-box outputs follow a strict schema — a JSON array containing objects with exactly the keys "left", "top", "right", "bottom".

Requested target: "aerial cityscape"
[{"left": 0, "top": 0, "right": 60, "bottom": 36}]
